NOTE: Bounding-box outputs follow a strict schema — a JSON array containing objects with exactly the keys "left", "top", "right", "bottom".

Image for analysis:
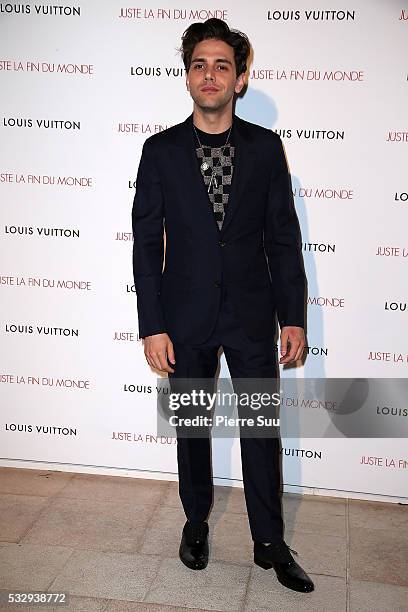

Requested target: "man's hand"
[
  {"left": 279, "top": 326, "right": 306, "bottom": 365},
  {"left": 143, "top": 333, "right": 176, "bottom": 373}
]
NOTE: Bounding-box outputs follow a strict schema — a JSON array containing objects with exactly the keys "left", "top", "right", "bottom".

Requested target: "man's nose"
[{"left": 204, "top": 68, "right": 215, "bottom": 81}]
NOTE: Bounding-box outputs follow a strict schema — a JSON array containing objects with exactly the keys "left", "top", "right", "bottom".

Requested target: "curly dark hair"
[{"left": 180, "top": 18, "right": 250, "bottom": 78}]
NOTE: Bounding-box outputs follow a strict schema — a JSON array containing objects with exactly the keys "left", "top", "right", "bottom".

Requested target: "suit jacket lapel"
[{"left": 221, "top": 115, "right": 256, "bottom": 235}]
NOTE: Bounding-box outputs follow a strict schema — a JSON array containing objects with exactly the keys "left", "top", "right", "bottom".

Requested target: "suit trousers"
[{"left": 168, "top": 285, "right": 284, "bottom": 543}]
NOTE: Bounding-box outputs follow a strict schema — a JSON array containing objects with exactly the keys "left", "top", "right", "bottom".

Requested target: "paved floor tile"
[
  {"left": 349, "top": 526, "right": 408, "bottom": 586},
  {"left": 349, "top": 578, "right": 408, "bottom": 612},
  {"left": 0, "top": 468, "right": 74, "bottom": 497},
  {"left": 245, "top": 569, "right": 346, "bottom": 611},
  {"left": 285, "top": 529, "right": 346, "bottom": 577},
  {"left": 144, "top": 557, "right": 250, "bottom": 611},
  {"left": 0, "top": 494, "right": 50, "bottom": 542},
  {"left": 50, "top": 550, "right": 161, "bottom": 602},
  {"left": 0, "top": 543, "right": 73, "bottom": 590},
  {"left": 22, "top": 497, "right": 153, "bottom": 553},
  {"left": 57, "top": 474, "right": 168, "bottom": 506},
  {"left": 0, "top": 467, "right": 405, "bottom": 611},
  {"left": 349, "top": 499, "right": 407, "bottom": 532}
]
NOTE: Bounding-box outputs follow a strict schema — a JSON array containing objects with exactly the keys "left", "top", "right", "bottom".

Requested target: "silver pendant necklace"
[{"left": 193, "top": 123, "right": 233, "bottom": 192}]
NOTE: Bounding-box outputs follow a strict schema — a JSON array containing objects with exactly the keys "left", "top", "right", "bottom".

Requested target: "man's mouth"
[{"left": 201, "top": 86, "right": 219, "bottom": 92}]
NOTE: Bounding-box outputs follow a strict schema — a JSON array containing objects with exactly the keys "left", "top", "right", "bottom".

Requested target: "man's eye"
[
  {"left": 217, "top": 65, "right": 227, "bottom": 70},
  {"left": 194, "top": 64, "right": 204, "bottom": 69}
]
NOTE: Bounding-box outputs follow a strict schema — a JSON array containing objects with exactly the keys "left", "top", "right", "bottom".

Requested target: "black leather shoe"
[
  {"left": 254, "top": 541, "right": 314, "bottom": 592},
  {"left": 179, "top": 520, "right": 209, "bottom": 570}
]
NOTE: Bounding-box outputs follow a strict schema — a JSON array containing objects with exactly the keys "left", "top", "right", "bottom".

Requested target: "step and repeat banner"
[{"left": 0, "top": 1, "right": 407, "bottom": 501}]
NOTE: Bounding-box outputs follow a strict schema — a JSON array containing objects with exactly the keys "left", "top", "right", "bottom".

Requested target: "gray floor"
[{"left": 0, "top": 467, "right": 407, "bottom": 611}]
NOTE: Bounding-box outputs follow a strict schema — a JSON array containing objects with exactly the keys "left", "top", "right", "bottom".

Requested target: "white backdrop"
[{"left": 0, "top": 1, "right": 407, "bottom": 502}]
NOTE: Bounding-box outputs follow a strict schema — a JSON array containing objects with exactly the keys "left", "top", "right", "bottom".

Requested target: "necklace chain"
[
  {"left": 193, "top": 123, "right": 233, "bottom": 193},
  {"left": 193, "top": 123, "right": 232, "bottom": 151}
]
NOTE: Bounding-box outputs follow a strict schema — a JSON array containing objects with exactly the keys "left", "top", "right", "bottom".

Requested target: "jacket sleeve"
[
  {"left": 131, "top": 140, "right": 166, "bottom": 339},
  {"left": 263, "top": 136, "right": 306, "bottom": 329}
]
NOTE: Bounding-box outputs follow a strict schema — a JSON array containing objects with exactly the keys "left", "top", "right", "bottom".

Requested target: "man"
[{"left": 132, "top": 18, "right": 313, "bottom": 593}]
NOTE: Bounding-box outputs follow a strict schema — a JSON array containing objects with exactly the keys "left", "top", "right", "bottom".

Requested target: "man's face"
[{"left": 186, "top": 38, "right": 245, "bottom": 112}]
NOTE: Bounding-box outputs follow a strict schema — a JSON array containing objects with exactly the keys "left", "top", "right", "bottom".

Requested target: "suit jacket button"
[
  {"left": 214, "top": 281, "right": 221, "bottom": 288},
  {"left": 219, "top": 240, "right": 226, "bottom": 247}
]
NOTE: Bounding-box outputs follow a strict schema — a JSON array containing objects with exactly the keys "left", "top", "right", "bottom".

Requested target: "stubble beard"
[{"left": 191, "top": 90, "right": 233, "bottom": 115}]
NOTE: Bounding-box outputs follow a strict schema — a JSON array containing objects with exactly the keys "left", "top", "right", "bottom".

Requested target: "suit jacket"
[{"left": 132, "top": 113, "right": 306, "bottom": 345}]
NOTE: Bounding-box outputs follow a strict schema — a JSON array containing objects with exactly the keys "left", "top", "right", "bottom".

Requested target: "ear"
[
  {"left": 234, "top": 72, "right": 246, "bottom": 94},
  {"left": 186, "top": 79, "right": 190, "bottom": 91}
]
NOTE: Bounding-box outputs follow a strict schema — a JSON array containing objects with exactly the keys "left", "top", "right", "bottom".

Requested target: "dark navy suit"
[
  {"left": 132, "top": 113, "right": 306, "bottom": 344},
  {"left": 132, "top": 113, "right": 306, "bottom": 542}
]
